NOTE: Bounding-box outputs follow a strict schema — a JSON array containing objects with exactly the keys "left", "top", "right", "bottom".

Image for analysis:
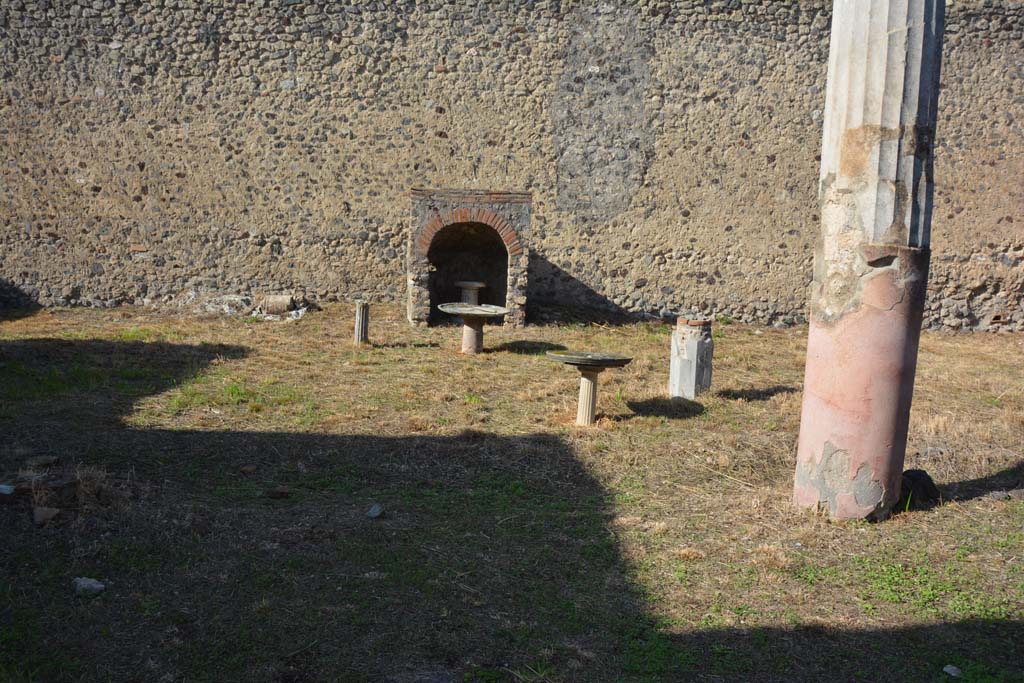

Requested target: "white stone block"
[{"left": 669, "top": 319, "right": 713, "bottom": 400}]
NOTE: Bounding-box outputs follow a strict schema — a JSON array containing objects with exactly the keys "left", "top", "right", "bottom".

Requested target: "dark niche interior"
[{"left": 427, "top": 222, "right": 509, "bottom": 324}]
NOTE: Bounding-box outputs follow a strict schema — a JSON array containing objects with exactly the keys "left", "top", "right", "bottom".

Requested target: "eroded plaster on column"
[{"left": 795, "top": 0, "right": 944, "bottom": 520}]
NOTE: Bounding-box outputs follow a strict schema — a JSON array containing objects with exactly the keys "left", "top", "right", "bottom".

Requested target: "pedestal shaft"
[
  {"left": 461, "top": 319, "right": 484, "bottom": 354},
  {"left": 576, "top": 369, "right": 603, "bottom": 426}
]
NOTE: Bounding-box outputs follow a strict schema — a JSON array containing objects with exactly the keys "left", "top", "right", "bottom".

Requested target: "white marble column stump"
[
  {"left": 794, "top": 0, "right": 945, "bottom": 520},
  {"left": 353, "top": 301, "right": 369, "bottom": 346}
]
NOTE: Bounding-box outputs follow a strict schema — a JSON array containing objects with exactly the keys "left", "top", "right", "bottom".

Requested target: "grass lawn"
[{"left": 1, "top": 304, "right": 1022, "bottom": 683}]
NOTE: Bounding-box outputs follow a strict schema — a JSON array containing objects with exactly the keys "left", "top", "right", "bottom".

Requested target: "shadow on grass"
[
  {"left": 626, "top": 397, "right": 705, "bottom": 419},
  {"left": 0, "top": 338, "right": 248, "bottom": 425},
  {"left": 488, "top": 340, "right": 567, "bottom": 355},
  {"left": 1, "top": 339, "right": 1022, "bottom": 682},
  {"left": 944, "top": 460, "right": 1024, "bottom": 503},
  {"left": 717, "top": 385, "right": 798, "bottom": 401}
]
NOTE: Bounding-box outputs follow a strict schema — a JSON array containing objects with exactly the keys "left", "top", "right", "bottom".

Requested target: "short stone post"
[
  {"left": 577, "top": 368, "right": 603, "bottom": 426},
  {"left": 794, "top": 0, "right": 945, "bottom": 520},
  {"left": 669, "top": 318, "right": 713, "bottom": 400},
  {"left": 353, "top": 301, "right": 369, "bottom": 346},
  {"left": 461, "top": 318, "right": 484, "bottom": 354}
]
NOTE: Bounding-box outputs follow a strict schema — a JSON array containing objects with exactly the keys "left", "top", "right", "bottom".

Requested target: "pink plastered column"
[
  {"left": 795, "top": 246, "right": 930, "bottom": 519},
  {"left": 794, "top": 0, "right": 945, "bottom": 520}
]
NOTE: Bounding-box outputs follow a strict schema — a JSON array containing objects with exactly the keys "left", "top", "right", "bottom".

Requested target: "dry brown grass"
[{"left": 1, "top": 304, "right": 1022, "bottom": 682}]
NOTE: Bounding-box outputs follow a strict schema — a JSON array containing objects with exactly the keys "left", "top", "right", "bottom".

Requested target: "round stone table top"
[
  {"left": 454, "top": 281, "right": 486, "bottom": 290},
  {"left": 438, "top": 303, "right": 510, "bottom": 319},
  {"left": 546, "top": 350, "right": 633, "bottom": 368}
]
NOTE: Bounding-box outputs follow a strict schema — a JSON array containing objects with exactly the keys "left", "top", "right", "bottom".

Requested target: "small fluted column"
[
  {"left": 353, "top": 302, "right": 369, "bottom": 346},
  {"left": 794, "top": 0, "right": 945, "bottom": 520},
  {"left": 577, "top": 368, "right": 603, "bottom": 426},
  {"left": 547, "top": 351, "right": 632, "bottom": 428}
]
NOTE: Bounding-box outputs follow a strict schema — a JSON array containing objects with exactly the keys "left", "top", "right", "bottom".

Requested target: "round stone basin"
[
  {"left": 438, "top": 303, "right": 509, "bottom": 319},
  {"left": 438, "top": 303, "right": 510, "bottom": 354},
  {"left": 546, "top": 350, "right": 633, "bottom": 368},
  {"left": 547, "top": 351, "right": 632, "bottom": 426}
]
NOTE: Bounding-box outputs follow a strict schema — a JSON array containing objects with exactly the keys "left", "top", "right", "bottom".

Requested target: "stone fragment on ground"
[
  {"left": 259, "top": 294, "right": 295, "bottom": 315},
  {"left": 943, "top": 664, "right": 963, "bottom": 678},
  {"left": 197, "top": 294, "right": 253, "bottom": 316},
  {"left": 986, "top": 488, "right": 1024, "bottom": 501},
  {"left": 33, "top": 506, "right": 61, "bottom": 525},
  {"left": 0, "top": 484, "right": 15, "bottom": 503},
  {"left": 73, "top": 577, "right": 105, "bottom": 597},
  {"left": 249, "top": 303, "right": 309, "bottom": 322},
  {"left": 239, "top": 464, "right": 257, "bottom": 475},
  {"left": 366, "top": 503, "right": 384, "bottom": 519},
  {"left": 266, "top": 485, "right": 291, "bottom": 499}
]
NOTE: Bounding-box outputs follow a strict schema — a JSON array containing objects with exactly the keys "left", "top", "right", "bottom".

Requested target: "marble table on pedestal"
[
  {"left": 438, "top": 303, "right": 510, "bottom": 354},
  {"left": 546, "top": 351, "right": 633, "bottom": 426},
  {"left": 453, "top": 280, "right": 486, "bottom": 305}
]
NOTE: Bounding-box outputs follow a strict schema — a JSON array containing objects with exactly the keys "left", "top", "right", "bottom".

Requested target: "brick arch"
[
  {"left": 413, "top": 208, "right": 524, "bottom": 259},
  {"left": 407, "top": 188, "right": 531, "bottom": 327}
]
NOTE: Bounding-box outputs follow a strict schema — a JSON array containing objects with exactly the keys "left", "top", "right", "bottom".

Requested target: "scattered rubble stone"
[
  {"left": 983, "top": 488, "right": 1024, "bottom": 502},
  {"left": 33, "top": 506, "right": 61, "bottom": 525},
  {"left": 198, "top": 295, "right": 254, "bottom": 316},
  {"left": 259, "top": 294, "right": 296, "bottom": 315},
  {"left": 366, "top": 503, "right": 384, "bottom": 519},
  {"left": 73, "top": 577, "right": 106, "bottom": 597},
  {"left": 267, "top": 486, "right": 292, "bottom": 499}
]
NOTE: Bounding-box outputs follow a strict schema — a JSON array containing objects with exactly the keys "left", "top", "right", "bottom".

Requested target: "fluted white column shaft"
[
  {"left": 576, "top": 369, "right": 603, "bottom": 426},
  {"left": 354, "top": 302, "right": 370, "bottom": 346}
]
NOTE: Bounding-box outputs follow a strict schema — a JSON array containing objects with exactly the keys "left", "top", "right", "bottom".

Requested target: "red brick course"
[{"left": 413, "top": 208, "right": 523, "bottom": 258}]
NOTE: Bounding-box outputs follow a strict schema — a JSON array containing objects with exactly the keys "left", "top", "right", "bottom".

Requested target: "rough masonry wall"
[{"left": 1, "top": 0, "right": 1021, "bottom": 330}]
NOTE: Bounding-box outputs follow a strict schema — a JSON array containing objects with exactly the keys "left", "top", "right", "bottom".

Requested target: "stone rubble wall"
[{"left": 0, "top": 0, "right": 1021, "bottom": 330}]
